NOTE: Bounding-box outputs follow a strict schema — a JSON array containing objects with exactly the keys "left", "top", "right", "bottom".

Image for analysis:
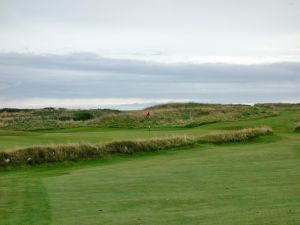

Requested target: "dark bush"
[
  {"left": 73, "top": 111, "right": 94, "bottom": 121},
  {"left": 0, "top": 108, "right": 30, "bottom": 112}
]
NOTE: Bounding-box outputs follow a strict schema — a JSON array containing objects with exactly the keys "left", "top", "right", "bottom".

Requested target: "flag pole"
[{"left": 146, "top": 111, "right": 151, "bottom": 136}]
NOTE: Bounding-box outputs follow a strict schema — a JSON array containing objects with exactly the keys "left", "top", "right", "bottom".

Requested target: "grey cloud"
[
  {"left": 1, "top": 0, "right": 299, "bottom": 108},
  {"left": 0, "top": 52, "right": 299, "bottom": 103},
  {"left": 1, "top": 52, "right": 299, "bottom": 82}
]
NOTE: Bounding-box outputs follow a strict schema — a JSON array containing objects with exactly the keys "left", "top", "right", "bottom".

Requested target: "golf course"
[
  {"left": 0, "top": 103, "right": 299, "bottom": 225},
  {"left": 1, "top": 0, "right": 300, "bottom": 223}
]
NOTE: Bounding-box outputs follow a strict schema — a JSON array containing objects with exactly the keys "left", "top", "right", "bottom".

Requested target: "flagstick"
[{"left": 146, "top": 111, "right": 151, "bottom": 137}]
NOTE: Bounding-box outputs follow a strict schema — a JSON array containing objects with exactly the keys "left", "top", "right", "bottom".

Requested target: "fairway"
[{"left": 1, "top": 110, "right": 299, "bottom": 225}]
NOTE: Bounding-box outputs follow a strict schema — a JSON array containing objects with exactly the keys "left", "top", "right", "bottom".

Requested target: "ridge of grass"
[
  {"left": 0, "top": 104, "right": 283, "bottom": 131},
  {"left": 198, "top": 126, "right": 273, "bottom": 144},
  {"left": 0, "top": 127, "right": 272, "bottom": 168}
]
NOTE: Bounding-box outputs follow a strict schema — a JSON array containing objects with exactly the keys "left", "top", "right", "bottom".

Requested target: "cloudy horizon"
[{"left": 0, "top": 0, "right": 299, "bottom": 109}]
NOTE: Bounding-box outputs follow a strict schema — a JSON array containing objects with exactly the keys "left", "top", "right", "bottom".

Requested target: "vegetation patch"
[
  {"left": 0, "top": 103, "right": 283, "bottom": 130},
  {"left": 184, "top": 120, "right": 218, "bottom": 128},
  {"left": 0, "top": 127, "right": 273, "bottom": 167},
  {"left": 73, "top": 111, "right": 94, "bottom": 121},
  {"left": 0, "top": 136, "right": 195, "bottom": 167},
  {"left": 198, "top": 126, "right": 273, "bottom": 144}
]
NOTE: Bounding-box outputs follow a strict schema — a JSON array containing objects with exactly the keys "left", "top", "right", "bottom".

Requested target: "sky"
[{"left": 0, "top": 0, "right": 299, "bottom": 109}]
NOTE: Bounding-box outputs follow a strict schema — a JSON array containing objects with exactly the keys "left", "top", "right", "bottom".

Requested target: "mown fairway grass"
[{"left": 0, "top": 110, "right": 299, "bottom": 225}]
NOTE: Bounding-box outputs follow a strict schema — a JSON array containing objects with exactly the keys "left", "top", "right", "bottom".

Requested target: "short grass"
[
  {"left": 295, "top": 122, "right": 300, "bottom": 132},
  {"left": 1, "top": 133, "right": 299, "bottom": 225},
  {"left": 0, "top": 109, "right": 299, "bottom": 225}
]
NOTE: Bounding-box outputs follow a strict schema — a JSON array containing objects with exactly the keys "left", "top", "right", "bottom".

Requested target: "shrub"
[{"left": 73, "top": 111, "right": 94, "bottom": 121}]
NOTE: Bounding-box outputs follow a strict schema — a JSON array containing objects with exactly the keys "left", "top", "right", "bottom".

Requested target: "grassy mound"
[
  {"left": 0, "top": 136, "right": 196, "bottom": 167},
  {"left": 0, "top": 127, "right": 272, "bottom": 167},
  {"left": 0, "top": 103, "right": 281, "bottom": 130},
  {"left": 198, "top": 126, "right": 273, "bottom": 144}
]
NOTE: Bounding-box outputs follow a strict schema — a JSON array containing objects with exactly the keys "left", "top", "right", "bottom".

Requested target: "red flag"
[{"left": 146, "top": 111, "right": 151, "bottom": 118}]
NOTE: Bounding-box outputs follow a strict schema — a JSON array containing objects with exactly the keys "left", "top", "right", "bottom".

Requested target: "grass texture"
[
  {"left": 0, "top": 106, "right": 299, "bottom": 225},
  {"left": 0, "top": 127, "right": 272, "bottom": 167}
]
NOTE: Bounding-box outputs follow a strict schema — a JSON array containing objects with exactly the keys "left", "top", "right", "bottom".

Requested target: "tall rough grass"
[
  {"left": 0, "top": 127, "right": 273, "bottom": 167},
  {"left": 0, "top": 136, "right": 195, "bottom": 167},
  {"left": 198, "top": 126, "right": 273, "bottom": 144},
  {"left": 0, "top": 104, "right": 280, "bottom": 130}
]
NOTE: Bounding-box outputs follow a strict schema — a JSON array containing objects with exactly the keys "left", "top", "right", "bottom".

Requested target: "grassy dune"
[{"left": 0, "top": 103, "right": 279, "bottom": 130}]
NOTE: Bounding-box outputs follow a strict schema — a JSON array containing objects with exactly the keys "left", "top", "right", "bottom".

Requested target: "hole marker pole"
[{"left": 146, "top": 111, "right": 151, "bottom": 136}]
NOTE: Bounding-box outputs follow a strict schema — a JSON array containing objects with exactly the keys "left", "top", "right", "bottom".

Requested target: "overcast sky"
[{"left": 0, "top": 0, "right": 299, "bottom": 109}]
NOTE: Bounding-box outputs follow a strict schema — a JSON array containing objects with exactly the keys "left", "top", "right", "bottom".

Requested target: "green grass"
[
  {"left": 0, "top": 109, "right": 299, "bottom": 224},
  {"left": 295, "top": 122, "right": 300, "bottom": 132},
  {"left": 0, "top": 110, "right": 293, "bottom": 151},
  {"left": 0, "top": 127, "right": 271, "bottom": 167},
  {"left": 1, "top": 133, "right": 299, "bottom": 225},
  {"left": 0, "top": 127, "right": 213, "bottom": 151}
]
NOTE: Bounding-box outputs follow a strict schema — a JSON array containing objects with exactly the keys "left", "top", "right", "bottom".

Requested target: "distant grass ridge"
[
  {"left": 0, "top": 103, "right": 282, "bottom": 130},
  {"left": 0, "top": 127, "right": 272, "bottom": 167}
]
